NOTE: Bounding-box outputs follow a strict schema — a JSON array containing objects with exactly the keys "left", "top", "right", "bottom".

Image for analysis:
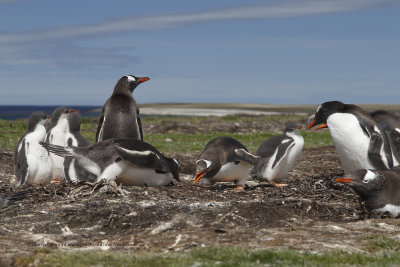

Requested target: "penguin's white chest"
[
  {"left": 100, "top": 161, "right": 173, "bottom": 186},
  {"left": 327, "top": 113, "right": 373, "bottom": 173},
  {"left": 23, "top": 126, "right": 52, "bottom": 185},
  {"left": 212, "top": 161, "right": 251, "bottom": 184},
  {"left": 260, "top": 148, "right": 290, "bottom": 183},
  {"left": 48, "top": 118, "right": 69, "bottom": 178},
  {"left": 286, "top": 134, "right": 304, "bottom": 170}
]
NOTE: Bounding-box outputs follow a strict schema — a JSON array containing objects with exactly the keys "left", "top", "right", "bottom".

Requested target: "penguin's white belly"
[
  {"left": 260, "top": 149, "right": 289, "bottom": 183},
  {"left": 100, "top": 161, "right": 173, "bottom": 186},
  {"left": 26, "top": 142, "right": 52, "bottom": 185},
  {"left": 212, "top": 162, "right": 251, "bottom": 183},
  {"left": 287, "top": 135, "right": 304, "bottom": 170},
  {"left": 49, "top": 128, "right": 68, "bottom": 178},
  {"left": 328, "top": 114, "right": 374, "bottom": 174}
]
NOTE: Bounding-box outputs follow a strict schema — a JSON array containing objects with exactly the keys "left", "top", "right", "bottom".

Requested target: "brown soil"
[{"left": 1, "top": 119, "right": 399, "bottom": 259}]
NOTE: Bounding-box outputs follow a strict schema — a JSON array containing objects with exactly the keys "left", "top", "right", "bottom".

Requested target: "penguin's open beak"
[
  {"left": 307, "top": 120, "right": 328, "bottom": 130},
  {"left": 138, "top": 77, "right": 150, "bottom": 83},
  {"left": 296, "top": 125, "right": 302, "bottom": 130},
  {"left": 335, "top": 177, "right": 354, "bottom": 183},
  {"left": 68, "top": 109, "right": 78, "bottom": 113},
  {"left": 307, "top": 120, "right": 315, "bottom": 129},
  {"left": 193, "top": 172, "right": 206, "bottom": 184}
]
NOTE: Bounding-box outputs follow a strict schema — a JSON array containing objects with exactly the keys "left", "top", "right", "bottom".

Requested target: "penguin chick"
[
  {"left": 235, "top": 122, "right": 304, "bottom": 187},
  {"left": 193, "top": 136, "right": 253, "bottom": 191},
  {"left": 14, "top": 111, "right": 52, "bottom": 187}
]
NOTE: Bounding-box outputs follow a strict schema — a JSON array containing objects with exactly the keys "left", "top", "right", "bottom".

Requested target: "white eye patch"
[
  {"left": 196, "top": 159, "right": 211, "bottom": 169},
  {"left": 126, "top": 75, "right": 136, "bottom": 82},
  {"left": 363, "top": 170, "right": 377, "bottom": 183}
]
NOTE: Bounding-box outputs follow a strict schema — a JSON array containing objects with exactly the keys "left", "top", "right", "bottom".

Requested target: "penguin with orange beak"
[
  {"left": 96, "top": 75, "right": 149, "bottom": 142},
  {"left": 307, "top": 101, "right": 393, "bottom": 174},
  {"left": 193, "top": 136, "right": 253, "bottom": 191},
  {"left": 336, "top": 167, "right": 400, "bottom": 217}
]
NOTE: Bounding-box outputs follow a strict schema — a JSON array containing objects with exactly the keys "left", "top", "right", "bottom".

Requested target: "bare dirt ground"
[{"left": 1, "top": 118, "right": 399, "bottom": 261}]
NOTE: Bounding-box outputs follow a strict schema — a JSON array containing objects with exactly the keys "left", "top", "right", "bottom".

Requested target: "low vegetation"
[{"left": 0, "top": 115, "right": 333, "bottom": 152}]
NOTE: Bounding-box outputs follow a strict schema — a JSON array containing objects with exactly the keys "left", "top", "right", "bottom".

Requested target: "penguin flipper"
[
  {"left": 272, "top": 139, "right": 295, "bottom": 169},
  {"left": 234, "top": 149, "right": 259, "bottom": 165},
  {"left": 95, "top": 114, "right": 105, "bottom": 142},
  {"left": 115, "top": 146, "right": 166, "bottom": 172},
  {"left": 360, "top": 123, "right": 392, "bottom": 170},
  {"left": 137, "top": 117, "right": 144, "bottom": 141}
]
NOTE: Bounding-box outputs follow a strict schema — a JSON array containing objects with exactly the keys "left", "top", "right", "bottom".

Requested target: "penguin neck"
[{"left": 31, "top": 123, "right": 47, "bottom": 141}]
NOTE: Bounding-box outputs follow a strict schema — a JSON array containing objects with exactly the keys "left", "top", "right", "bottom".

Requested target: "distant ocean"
[{"left": 0, "top": 105, "right": 102, "bottom": 120}]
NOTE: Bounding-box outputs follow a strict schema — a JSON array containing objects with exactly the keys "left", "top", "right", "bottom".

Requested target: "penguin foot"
[
  {"left": 230, "top": 185, "right": 245, "bottom": 192},
  {"left": 51, "top": 177, "right": 63, "bottom": 185},
  {"left": 195, "top": 183, "right": 212, "bottom": 190},
  {"left": 270, "top": 182, "right": 288, "bottom": 187}
]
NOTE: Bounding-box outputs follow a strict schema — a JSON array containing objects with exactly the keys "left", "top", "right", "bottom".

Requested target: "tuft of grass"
[
  {"left": 365, "top": 235, "right": 400, "bottom": 253},
  {"left": 7, "top": 246, "right": 400, "bottom": 267}
]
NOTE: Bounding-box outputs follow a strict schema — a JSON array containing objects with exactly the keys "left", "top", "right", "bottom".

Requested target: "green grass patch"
[
  {"left": 365, "top": 234, "right": 400, "bottom": 253},
  {"left": 145, "top": 131, "right": 332, "bottom": 154},
  {"left": 0, "top": 116, "right": 332, "bottom": 152},
  {"left": 8, "top": 246, "right": 400, "bottom": 267}
]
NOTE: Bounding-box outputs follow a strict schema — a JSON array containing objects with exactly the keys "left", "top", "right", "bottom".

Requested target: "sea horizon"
[{"left": 0, "top": 105, "right": 102, "bottom": 120}]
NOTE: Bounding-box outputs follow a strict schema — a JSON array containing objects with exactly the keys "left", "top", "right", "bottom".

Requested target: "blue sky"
[{"left": 0, "top": 0, "right": 399, "bottom": 105}]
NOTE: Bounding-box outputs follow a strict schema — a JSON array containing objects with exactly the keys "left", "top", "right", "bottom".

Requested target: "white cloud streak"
[{"left": 0, "top": 0, "right": 396, "bottom": 44}]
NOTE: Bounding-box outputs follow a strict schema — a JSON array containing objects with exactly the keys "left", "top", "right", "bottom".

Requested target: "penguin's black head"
[
  {"left": 67, "top": 109, "right": 82, "bottom": 131},
  {"left": 336, "top": 169, "right": 385, "bottom": 200},
  {"left": 114, "top": 75, "right": 150, "bottom": 95},
  {"left": 51, "top": 106, "right": 69, "bottom": 121},
  {"left": 28, "top": 111, "right": 48, "bottom": 131},
  {"left": 283, "top": 122, "right": 302, "bottom": 134},
  {"left": 307, "top": 101, "right": 346, "bottom": 130},
  {"left": 193, "top": 159, "right": 219, "bottom": 184}
]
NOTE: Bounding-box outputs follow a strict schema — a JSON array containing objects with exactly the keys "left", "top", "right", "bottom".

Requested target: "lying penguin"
[
  {"left": 193, "top": 136, "right": 253, "bottom": 191},
  {"left": 40, "top": 138, "right": 179, "bottom": 186},
  {"left": 336, "top": 167, "right": 400, "bottom": 217},
  {"left": 14, "top": 111, "right": 52, "bottom": 187},
  {"left": 235, "top": 122, "right": 304, "bottom": 186}
]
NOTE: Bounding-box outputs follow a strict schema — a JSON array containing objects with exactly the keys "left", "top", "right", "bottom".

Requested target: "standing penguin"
[
  {"left": 14, "top": 111, "right": 52, "bottom": 186},
  {"left": 41, "top": 138, "right": 179, "bottom": 186},
  {"left": 370, "top": 110, "right": 400, "bottom": 166},
  {"left": 235, "top": 122, "right": 304, "bottom": 186},
  {"left": 336, "top": 167, "right": 400, "bottom": 217},
  {"left": 45, "top": 106, "right": 73, "bottom": 181},
  {"left": 63, "top": 110, "right": 96, "bottom": 183},
  {"left": 307, "top": 101, "right": 393, "bottom": 174},
  {"left": 96, "top": 75, "right": 149, "bottom": 142},
  {"left": 193, "top": 136, "right": 253, "bottom": 191}
]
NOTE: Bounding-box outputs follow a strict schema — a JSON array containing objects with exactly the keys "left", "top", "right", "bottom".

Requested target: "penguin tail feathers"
[
  {"left": 39, "top": 142, "right": 74, "bottom": 158},
  {"left": 234, "top": 149, "right": 259, "bottom": 165}
]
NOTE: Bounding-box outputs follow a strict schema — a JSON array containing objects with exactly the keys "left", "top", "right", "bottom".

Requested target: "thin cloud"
[{"left": 0, "top": 0, "right": 396, "bottom": 44}]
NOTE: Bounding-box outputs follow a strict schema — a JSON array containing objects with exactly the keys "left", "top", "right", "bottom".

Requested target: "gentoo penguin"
[
  {"left": 14, "top": 111, "right": 52, "bottom": 186},
  {"left": 63, "top": 110, "right": 95, "bottom": 184},
  {"left": 370, "top": 110, "right": 400, "bottom": 166},
  {"left": 235, "top": 122, "right": 304, "bottom": 187},
  {"left": 45, "top": 106, "right": 74, "bottom": 181},
  {"left": 193, "top": 136, "right": 253, "bottom": 191},
  {"left": 336, "top": 167, "right": 400, "bottom": 217},
  {"left": 96, "top": 75, "right": 149, "bottom": 142},
  {"left": 307, "top": 101, "right": 393, "bottom": 174},
  {"left": 40, "top": 138, "right": 179, "bottom": 186}
]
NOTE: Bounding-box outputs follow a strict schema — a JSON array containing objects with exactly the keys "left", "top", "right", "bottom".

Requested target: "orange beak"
[
  {"left": 315, "top": 123, "right": 328, "bottom": 130},
  {"left": 307, "top": 119, "right": 315, "bottom": 129},
  {"left": 138, "top": 77, "right": 150, "bottom": 83},
  {"left": 193, "top": 172, "right": 206, "bottom": 184},
  {"left": 335, "top": 178, "right": 353, "bottom": 183},
  {"left": 68, "top": 109, "right": 78, "bottom": 113},
  {"left": 296, "top": 125, "right": 302, "bottom": 130}
]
